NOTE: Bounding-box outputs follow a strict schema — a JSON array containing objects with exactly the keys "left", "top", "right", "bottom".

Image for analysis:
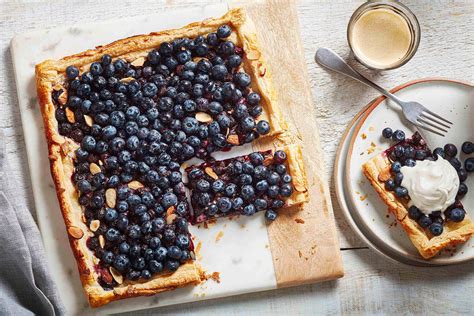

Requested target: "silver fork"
[{"left": 315, "top": 48, "right": 452, "bottom": 137}]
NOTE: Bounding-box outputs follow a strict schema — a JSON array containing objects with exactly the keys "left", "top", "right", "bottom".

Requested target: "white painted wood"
[{"left": 1, "top": 0, "right": 473, "bottom": 314}]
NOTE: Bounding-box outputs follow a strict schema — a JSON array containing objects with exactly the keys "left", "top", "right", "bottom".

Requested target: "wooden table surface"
[{"left": 1, "top": 1, "right": 473, "bottom": 314}]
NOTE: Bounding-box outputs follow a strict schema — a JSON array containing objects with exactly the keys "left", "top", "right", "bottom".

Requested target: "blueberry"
[
  {"left": 382, "top": 127, "right": 393, "bottom": 139},
  {"left": 232, "top": 197, "right": 244, "bottom": 209},
  {"left": 444, "top": 143, "right": 457, "bottom": 157},
  {"left": 133, "top": 257, "right": 146, "bottom": 270},
  {"left": 394, "top": 186, "right": 408, "bottom": 198},
  {"left": 217, "top": 24, "right": 232, "bottom": 38},
  {"left": 281, "top": 174, "right": 292, "bottom": 183},
  {"left": 391, "top": 161, "right": 402, "bottom": 173},
  {"left": 267, "top": 185, "right": 280, "bottom": 198},
  {"left": 461, "top": 141, "right": 474, "bottom": 154},
  {"left": 256, "top": 180, "right": 269, "bottom": 192},
  {"left": 196, "top": 179, "right": 210, "bottom": 192},
  {"left": 394, "top": 145, "right": 405, "bottom": 158},
  {"left": 116, "top": 215, "right": 129, "bottom": 232},
  {"left": 465, "top": 157, "right": 474, "bottom": 172},
  {"left": 168, "top": 246, "right": 182, "bottom": 260},
  {"left": 177, "top": 234, "right": 190, "bottom": 249},
  {"left": 149, "top": 260, "right": 163, "bottom": 273},
  {"left": 161, "top": 192, "right": 178, "bottom": 209},
  {"left": 458, "top": 169, "right": 468, "bottom": 182},
  {"left": 102, "top": 251, "right": 114, "bottom": 264},
  {"left": 217, "top": 197, "right": 232, "bottom": 212},
  {"left": 449, "top": 157, "right": 462, "bottom": 170},
  {"left": 119, "top": 242, "right": 130, "bottom": 254},
  {"left": 211, "top": 179, "right": 224, "bottom": 193},
  {"left": 233, "top": 72, "right": 251, "bottom": 88},
  {"left": 211, "top": 64, "right": 228, "bottom": 80},
  {"left": 227, "top": 54, "right": 242, "bottom": 69},
  {"left": 415, "top": 150, "right": 427, "bottom": 160},
  {"left": 66, "top": 65, "right": 79, "bottom": 79},
  {"left": 143, "top": 82, "right": 158, "bottom": 97},
  {"left": 209, "top": 101, "right": 223, "bottom": 115},
  {"left": 241, "top": 185, "right": 255, "bottom": 200},
  {"left": 243, "top": 204, "right": 256, "bottom": 216},
  {"left": 404, "top": 159, "right": 416, "bottom": 167},
  {"left": 77, "top": 83, "right": 91, "bottom": 97},
  {"left": 77, "top": 179, "right": 92, "bottom": 193},
  {"left": 272, "top": 199, "right": 284, "bottom": 208},
  {"left": 250, "top": 105, "right": 263, "bottom": 117},
  {"left": 104, "top": 208, "right": 118, "bottom": 222},
  {"left": 182, "top": 117, "right": 199, "bottom": 135},
  {"left": 256, "top": 120, "right": 270, "bottom": 135},
  {"left": 166, "top": 260, "right": 180, "bottom": 271},
  {"left": 428, "top": 222, "right": 443, "bottom": 236},
  {"left": 254, "top": 198, "right": 268, "bottom": 211},
  {"left": 105, "top": 228, "right": 120, "bottom": 242},
  {"left": 457, "top": 183, "right": 468, "bottom": 198},
  {"left": 433, "top": 147, "right": 445, "bottom": 159},
  {"left": 418, "top": 215, "right": 432, "bottom": 228},
  {"left": 280, "top": 184, "right": 293, "bottom": 197},
  {"left": 391, "top": 130, "right": 405, "bottom": 142},
  {"left": 408, "top": 205, "right": 422, "bottom": 220},
  {"left": 449, "top": 208, "right": 465, "bottom": 222},
  {"left": 176, "top": 50, "right": 191, "bottom": 64},
  {"left": 81, "top": 135, "right": 96, "bottom": 151},
  {"left": 265, "top": 209, "right": 278, "bottom": 221},
  {"left": 241, "top": 116, "right": 256, "bottom": 132}
]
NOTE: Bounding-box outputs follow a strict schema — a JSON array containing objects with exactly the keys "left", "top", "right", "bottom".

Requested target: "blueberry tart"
[
  {"left": 35, "top": 8, "right": 307, "bottom": 307},
  {"left": 363, "top": 131, "right": 474, "bottom": 259}
]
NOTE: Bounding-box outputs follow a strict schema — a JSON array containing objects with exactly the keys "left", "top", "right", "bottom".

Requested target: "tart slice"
[
  {"left": 362, "top": 130, "right": 474, "bottom": 259},
  {"left": 186, "top": 144, "right": 308, "bottom": 224}
]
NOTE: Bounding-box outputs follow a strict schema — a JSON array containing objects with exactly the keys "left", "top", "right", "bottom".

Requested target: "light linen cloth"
[{"left": 0, "top": 131, "right": 65, "bottom": 316}]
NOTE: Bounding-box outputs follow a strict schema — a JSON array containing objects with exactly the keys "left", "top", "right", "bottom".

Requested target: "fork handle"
[{"left": 315, "top": 48, "right": 403, "bottom": 105}]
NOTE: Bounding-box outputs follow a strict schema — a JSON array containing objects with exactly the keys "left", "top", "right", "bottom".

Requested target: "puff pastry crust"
[
  {"left": 363, "top": 154, "right": 474, "bottom": 259},
  {"left": 35, "top": 8, "right": 308, "bottom": 307}
]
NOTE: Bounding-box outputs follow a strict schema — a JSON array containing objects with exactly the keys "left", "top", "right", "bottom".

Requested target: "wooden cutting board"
[
  {"left": 11, "top": 1, "right": 342, "bottom": 313},
  {"left": 237, "top": 0, "right": 344, "bottom": 286}
]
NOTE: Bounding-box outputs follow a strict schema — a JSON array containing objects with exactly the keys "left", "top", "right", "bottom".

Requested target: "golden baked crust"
[
  {"left": 362, "top": 154, "right": 474, "bottom": 259},
  {"left": 280, "top": 144, "right": 309, "bottom": 206},
  {"left": 35, "top": 8, "right": 305, "bottom": 307}
]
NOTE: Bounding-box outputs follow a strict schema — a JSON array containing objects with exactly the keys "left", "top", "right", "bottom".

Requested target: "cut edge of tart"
[
  {"left": 362, "top": 149, "right": 474, "bottom": 259},
  {"left": 34, "top": 8, "right": 290, "bottom": 308}
]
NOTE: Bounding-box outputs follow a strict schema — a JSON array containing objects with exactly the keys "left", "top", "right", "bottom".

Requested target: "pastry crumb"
[
  {"left": 215, "top": 231, "right": 224, "bottom": 242},
  {"left": 295, "top": 218, "right": 305, "bottom": 224},
  {"left": 359, "top": 194, "right": 367, "bottom": 201},
  {"left": 298, "top": 250, "right": 302, "bottom": 258},
  {"left": 210, "top": 272, "right": 221, "bottom": 283},
  {"left": 361, "top": 133, "right": 367, "bottom": 139},
  {"left": 265, "top": 244, "right": 269, "bottom": 249}
]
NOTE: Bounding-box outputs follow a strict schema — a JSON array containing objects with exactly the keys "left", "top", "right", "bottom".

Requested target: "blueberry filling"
[
  {"left": 52, "top": 24, "right": 276, "bottom": 287},
  {"left": 186, "top": 150, "right": 292, "bottom": 224},
  {"left": 381, "top": 129, "right": 470, "bottom": 236}
]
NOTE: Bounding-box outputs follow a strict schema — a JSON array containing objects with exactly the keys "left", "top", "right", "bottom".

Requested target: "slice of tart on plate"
[
  {"left": 35, "top": 8, "right": 308, "bottom": 307},
  {"left": 363, "top": 130, "right": 474, "bottom": 259}
]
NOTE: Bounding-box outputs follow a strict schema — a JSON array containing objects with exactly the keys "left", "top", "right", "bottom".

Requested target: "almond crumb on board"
[
  {"left": 295, "top": 218, "right": 305, "bottom": 224},
  {"left": 215, "top": 231, "right": 224, "bottom": 242},
  {"left": 210, "top": 272, "right": 221, "bottom": 283}
]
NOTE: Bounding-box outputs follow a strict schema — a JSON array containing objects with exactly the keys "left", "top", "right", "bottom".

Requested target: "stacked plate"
[{"left": 334, "top": 78, "right": 474, "bottom": 265}]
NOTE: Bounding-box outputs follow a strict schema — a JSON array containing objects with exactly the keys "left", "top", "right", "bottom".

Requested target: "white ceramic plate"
[{"left": 336, "top": 78, "right": 474, "bottom": 265}]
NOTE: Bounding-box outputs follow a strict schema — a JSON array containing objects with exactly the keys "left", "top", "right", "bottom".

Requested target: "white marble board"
[{"left": 10, "top": 4, "right": 281, "bottom": 314}]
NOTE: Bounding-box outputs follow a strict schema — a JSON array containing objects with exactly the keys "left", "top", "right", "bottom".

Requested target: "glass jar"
[{"left": 347, "top": 0, "right": 421, "bottom": 70}]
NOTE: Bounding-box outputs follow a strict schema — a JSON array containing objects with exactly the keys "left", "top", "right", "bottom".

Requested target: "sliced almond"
[
  {"left": 166, "top": 213, "right": 177, "bottom": 225},
  {"left": 65, "top": 107, "right": 75, "bottom": 123},
  {"left": 294, "top": 183, "right": 307, "bottom": 192},
  {"left": 89, "top": 163, "right": 101, "bottom": 175},
  {"left": 60, "top": 142, "right": 71, "bottom": 155},
  {"left": 58, "top": 91, "right": 68, "bottom": 105},
  {"left": 196, "top": 112, "right": 212, "bottom": 123},
  {"left": 120, "top": 77, "right": 135, "bottom": 83},
  {"left": 68, "top": 226, "right": 84, "bottom": 239},
  {"left": 105, "top": 188, "right": 117, "bottom": 208},
  {"left": 99, "top": 235, "right": 105, "bottom": 248},
  {"left": 263, "top": 155, "right": 274, "bottom": 166},
  {"left": 227, "top": 134, "right": 240, "bottom": 145},
  {"left": 131, "top": 57, "right": 145, "bottom": 67},
  {"left": 51, "top": 134, "right": 65, "bottom": 144},
  {"left": 128, "top": 180, "right": 144, "bottom": 190},
  {"left": 205, "top": 167, "right": 218, "bottom": 180},
  {"left": 90, "top": 220, "right": 100, "bottom": 232},
  {"left": 110, "top": 267, "right": 123, "bottom": 284},
  {"left": 378, "top": 167, "right": 391, "bottom": 182},
  {"left": 84, "top": 115, "right": 94, "bottom": 127},
  {"left": 52, "top": 84, "right": 63, "bottom": 91}
]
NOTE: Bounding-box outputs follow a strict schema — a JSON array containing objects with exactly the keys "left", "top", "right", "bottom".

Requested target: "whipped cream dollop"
[{"left": 401, "top": 156, "right": 459, "bottom": 214}]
